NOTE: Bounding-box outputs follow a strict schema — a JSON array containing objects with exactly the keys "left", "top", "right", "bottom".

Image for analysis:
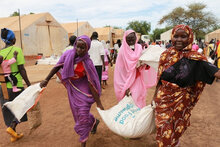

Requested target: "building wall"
[
  {"left": 205, "top": 30, "right": 220, "bottom": 43},
  {"left": 160, "top": 29, "right": 172, "bottom": 43}
]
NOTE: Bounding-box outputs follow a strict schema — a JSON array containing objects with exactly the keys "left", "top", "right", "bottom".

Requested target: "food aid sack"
[
  {"left": 97, "top": 95, "right": 155, "bottom": 138},
  {"left": 138, "top": 45, "right": 165, "bottom": 71},
  {"left": 3, "top": 83, "right": 45, "bottom": 122}
]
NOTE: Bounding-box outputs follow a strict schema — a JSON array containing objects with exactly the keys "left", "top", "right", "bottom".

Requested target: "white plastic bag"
[
  {"left": 97, "top": 95, "right": 155, "bottom": 138},
  {"left": 139, "top": 45, "right": 165, "bottom": 71},
  {"left": 3, "top": 83, "right": 44, "bottom": 122}
]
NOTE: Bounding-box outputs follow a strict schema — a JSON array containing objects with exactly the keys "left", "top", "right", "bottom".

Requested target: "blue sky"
[{"left": 0, "top": 0, "right": 219, "bottom": 32}]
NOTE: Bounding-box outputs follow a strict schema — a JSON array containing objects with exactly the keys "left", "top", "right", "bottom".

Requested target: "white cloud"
[{"left": 0, "top": 0, "right": 219, "bottom": 32}]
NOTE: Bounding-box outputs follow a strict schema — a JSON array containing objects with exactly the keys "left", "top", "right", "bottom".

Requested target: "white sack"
[
  {"left": 97, "top": 95, "right": 155, "bottom": 138},
  {"left": 208, "top": 57, "right": 214, "bottom": 64},
  {"left": 3, "top": 83, "right": 44, "bottom": 122},
  {"left": 139, "top": 45, "right": 165, "bottom": 71}
]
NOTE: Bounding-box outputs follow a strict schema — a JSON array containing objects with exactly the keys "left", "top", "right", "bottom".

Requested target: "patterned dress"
[{"left": 155, "top": 47, "right": 207, "bottom": 147}]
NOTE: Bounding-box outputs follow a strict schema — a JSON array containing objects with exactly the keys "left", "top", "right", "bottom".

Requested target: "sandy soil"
[{"left": 0, "top": 61, "right": 219, "bottom": 147}]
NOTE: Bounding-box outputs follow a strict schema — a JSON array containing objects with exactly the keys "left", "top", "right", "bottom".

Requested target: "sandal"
[{"left": 91, "top": 119, "right": 100, "bottom": 134}]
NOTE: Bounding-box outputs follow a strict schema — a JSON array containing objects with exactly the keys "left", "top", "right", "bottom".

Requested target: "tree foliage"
[
  {"left": 159, "top": 2, "right": 219, "bottom": 39},
  {"left": 126, "top": 20, "right": 151, "bottom": 35},
  {"left": 151, "top": 26, "right": 172, "bottom": 41},
  {"left": 104, "top": 25, "right": 121, "bottom": 29},
  {"left": 10, "top": 11, "right": 20, "bottom": 17},
  {"left": 10, "top": 11, "right": 35, "bottom": 17}
]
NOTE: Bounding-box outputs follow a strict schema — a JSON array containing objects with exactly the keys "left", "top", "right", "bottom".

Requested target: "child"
[
  {"left": 101, "top": 40, "right": 112, "bottom": 89},
  {"left": 0, "top": 51, "right": 21, "bottom": 92}
]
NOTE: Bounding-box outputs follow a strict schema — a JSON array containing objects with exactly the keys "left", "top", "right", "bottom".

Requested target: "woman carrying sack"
[
  {"left": 153, "top": 25, "right": 220, "bottom": 147},
  {"left": 40, "top": 35, "right": 104, "bottom": 147},
  {"left": 114, "top": 30, "right": 157, "bottom": 108},
  {"left": 0, "top": 28, "right": 31, "bottom": 142}
]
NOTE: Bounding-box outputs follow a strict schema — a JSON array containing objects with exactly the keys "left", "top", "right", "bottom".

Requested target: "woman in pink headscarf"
[{"left": 114, "top": 30, "right": 157, "bottom": 108}]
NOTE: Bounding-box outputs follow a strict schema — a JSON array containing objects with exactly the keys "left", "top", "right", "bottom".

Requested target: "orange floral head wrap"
[{"left": 171, "top": 24, "right": 194, "bottom": 50}]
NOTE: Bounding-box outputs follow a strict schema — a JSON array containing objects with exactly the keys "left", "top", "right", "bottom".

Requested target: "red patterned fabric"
[{"left": 155, "top": 25, "right": 207, "bottom": 147}]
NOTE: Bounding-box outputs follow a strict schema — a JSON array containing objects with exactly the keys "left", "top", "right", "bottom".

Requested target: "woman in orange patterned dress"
[{"left": 153, "top": 25, "right": 220, "bottom": 147}]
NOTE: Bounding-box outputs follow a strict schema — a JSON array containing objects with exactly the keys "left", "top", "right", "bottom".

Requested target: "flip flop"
[{"left": 91, "top": 119, "right": 100, "bottom": 134}]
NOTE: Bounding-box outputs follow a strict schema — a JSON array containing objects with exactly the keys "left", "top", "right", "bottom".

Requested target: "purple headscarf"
[{"left": 58, "top": 35, "right": 101, "bottom": 96}]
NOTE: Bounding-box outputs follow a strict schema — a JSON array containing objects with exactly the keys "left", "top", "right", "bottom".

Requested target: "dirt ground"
[{"left": 0, "top": 60, "right": 219, "bottom": 147}]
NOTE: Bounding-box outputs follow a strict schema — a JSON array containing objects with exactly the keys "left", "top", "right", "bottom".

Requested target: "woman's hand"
[
  {"left": 214, "top": 70, "right": 220, "bottom": 79},
  {"left": 137, "top": 63, "right": 150, "bottom": 70},
  {"left": 13, "top": 51, "right": 18, "bottom": 58},
  {"left": 125, "top": 88, "right": 131, "bottom": 96},
  {"left": 97, "top": 103, "right": 104, "bottom": 110},
  {"left": 40, "top": 80, "right": 49, "bottom": 88}
]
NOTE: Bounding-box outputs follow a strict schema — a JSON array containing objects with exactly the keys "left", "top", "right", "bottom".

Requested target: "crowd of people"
[{"left": 0, "top": 25, "right": 220, "bottom": 147}]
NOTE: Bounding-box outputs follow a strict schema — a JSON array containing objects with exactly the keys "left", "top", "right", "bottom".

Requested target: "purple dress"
[{"left": 56, "top": 35, "right": 101, "bottom": 143}]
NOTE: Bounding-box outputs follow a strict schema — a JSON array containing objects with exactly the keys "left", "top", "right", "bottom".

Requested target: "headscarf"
[
  {"left": 57, "top": 35, "right": 101, "bottom": 96},
  {"left": 171, "top": 24, "right": 193, "bottom": 50},
  {"left": 1, "top": 28, "right": 15, "bottom": 44},
  {"left": 114, "top": 30, "right": 157, "bottom": 108}
]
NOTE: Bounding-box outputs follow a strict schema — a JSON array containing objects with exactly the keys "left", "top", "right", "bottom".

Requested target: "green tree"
[
  {"left": 151, "top": 26, "right": 172, "bottom": 41},
  {"left": 10, "top": 11, "right": 20, "bottom": 17},
  {"left": 10, "top": 11, "right": 35, "bottom": 17},
  {"left": 126, "top": 20, "right": 151, "bottom": 35},
  {"left": 159, "top": 2, "right": 219, "bottom": 39},
  {"left": 104, "top": 25, "right": 121, "bottom": 29}
]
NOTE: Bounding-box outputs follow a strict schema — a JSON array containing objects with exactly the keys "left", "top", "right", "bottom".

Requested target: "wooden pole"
[
  {"left": 0, "top": 67, "right": 9, "bottom": 99},
  {"left": 18, "top": 9, "right": 23, "bottom": 50},
  {"left": 77, "top": 18, "right": 78, "bottom": 37}
]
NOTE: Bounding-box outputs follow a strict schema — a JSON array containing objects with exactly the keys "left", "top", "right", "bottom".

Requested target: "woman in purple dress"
[{"left": 40, "top": 35, "right": 104, "bottom": 147}]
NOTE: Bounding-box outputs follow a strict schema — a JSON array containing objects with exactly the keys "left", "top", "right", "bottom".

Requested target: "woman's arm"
[
  {"left": 152, "top": 82, "right": 161, "bottom": 103},
  {"left": 18, "top": 64, "right": 31, "bottom": 87},
  {"left": 40, "top": 65, "right": 62, "bottom": 88},
  {"left": 101, "top": 55, "right": 105, "bottom": 71},
  {"left": 107, "top": 55, "right": 113, "bottom": 66},
  {"left": 214, "top": 70, "right": 220, "bottom": 79},
  {"left": 88, "top": 82, "right": 104, "bottom": 110}
]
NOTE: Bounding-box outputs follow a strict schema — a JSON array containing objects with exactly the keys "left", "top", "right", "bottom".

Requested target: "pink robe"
[{"left": 114, "top": 30, "right": 157, "bottom": 108}]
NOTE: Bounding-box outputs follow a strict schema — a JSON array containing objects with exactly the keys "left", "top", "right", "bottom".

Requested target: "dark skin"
[
  {"left": 152, "top": 29, "right": 220, "bottom": 102},
  {"left": 40, "top": 40, "right": 104, "bottom": 147},
  {"left": 125, "top": 32, "right": 136, "bottom": 96},
  {"left": 40, "top": 39, "right": 104, "bottom": 108},
  {"left": 2, "top": 38, "right": 31, "bottom": 131},
  {"left": 124, "top": 32, "right": 150, "bottom": 96},
  {"left": 126, "top": 32, "right": 136, "bottom": 46}
]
